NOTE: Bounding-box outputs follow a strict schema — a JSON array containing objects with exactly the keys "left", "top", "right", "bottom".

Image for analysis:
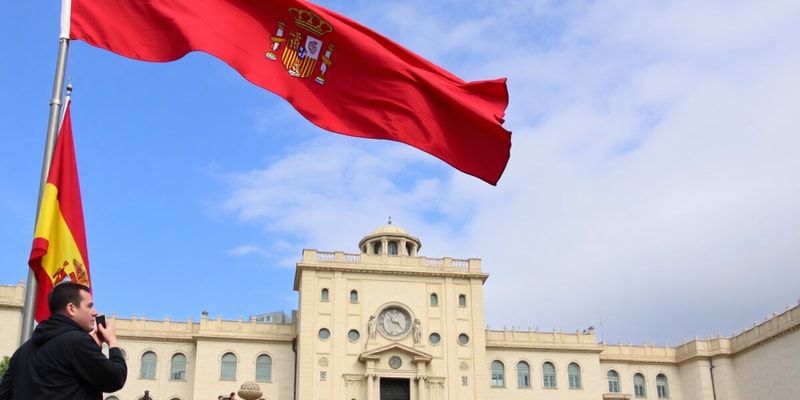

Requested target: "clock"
[{"left": 378, "top": 307, "right": 411, "bottom": 338}]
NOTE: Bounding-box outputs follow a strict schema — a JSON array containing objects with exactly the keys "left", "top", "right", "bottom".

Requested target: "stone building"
[{"left": 0, "top": 223, "right": 798, "bottom": 400}]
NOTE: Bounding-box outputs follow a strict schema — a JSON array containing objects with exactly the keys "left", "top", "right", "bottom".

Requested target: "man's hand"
[{"left": 95, "top": 319, "right": 119, "bottom": 348}]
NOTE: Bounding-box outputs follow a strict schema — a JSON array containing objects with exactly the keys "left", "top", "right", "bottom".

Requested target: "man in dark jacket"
[{"left": 0, "top": 281, "right": 127, "bottom": 399}]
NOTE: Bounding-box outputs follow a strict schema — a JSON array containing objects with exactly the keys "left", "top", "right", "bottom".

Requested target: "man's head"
[
  {"left": 230, "top": 392, "right": 236, "bottom": 399},
  {"left": 48, "top": 281, "right": 96, "bottom": 331}
]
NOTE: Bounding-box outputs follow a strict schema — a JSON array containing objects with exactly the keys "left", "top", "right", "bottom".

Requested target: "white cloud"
[
  {"left": 227, "top": 244, "right": 270, "bottom": 257},
  {"left": 215, "top": 0, "right": 800, "bottom": 344}
]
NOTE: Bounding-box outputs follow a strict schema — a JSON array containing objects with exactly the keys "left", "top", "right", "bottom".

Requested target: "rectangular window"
[
  {"left": 569, "top": 375, "right": 581, "bottom": 388},
  {"left": 221, "top": 365, "right": 236, "bottom": 380},
  {"left": 491, "top": 373, "right": 504, "bottom": 387},
  {"left": 544, "top": 375, "right": 556, "bottom": 388},
  {"left": 140, "top": 364, "right": 156, "bottom": 379}
]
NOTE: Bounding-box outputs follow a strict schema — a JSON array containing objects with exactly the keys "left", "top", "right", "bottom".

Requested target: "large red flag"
[
  {"left": 29, "top": 99, "right": 91, "bottom": 322},
  {"left": 66, "top": 0, "right": 511, "bottom": 184}
]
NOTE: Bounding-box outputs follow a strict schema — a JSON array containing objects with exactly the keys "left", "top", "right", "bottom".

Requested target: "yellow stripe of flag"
[{"left": 29, "top": 98, "right": 91, "bottom": 322}]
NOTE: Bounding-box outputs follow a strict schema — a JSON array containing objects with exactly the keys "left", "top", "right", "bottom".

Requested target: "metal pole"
[
  {"left": 20, "top": 37, "right": 70, "bottom": 343},
  {"left": 709, "top": 359, "right": 717, "bottom": 400}
]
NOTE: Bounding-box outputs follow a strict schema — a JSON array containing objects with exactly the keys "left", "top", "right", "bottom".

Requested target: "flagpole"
[{"left": 20, "top": 37, "right": 71, "bottom": 343}]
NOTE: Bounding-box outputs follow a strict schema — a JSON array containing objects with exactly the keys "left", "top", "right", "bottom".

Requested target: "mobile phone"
[{"left": 96, "top": 315, "right": 107, "bottom": 329}]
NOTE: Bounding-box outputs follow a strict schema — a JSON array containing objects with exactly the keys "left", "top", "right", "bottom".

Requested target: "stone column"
[
  {"left": 366, "top": 373, "right": 375, "bottom": 400},
  {"left": 416, "top": 376, "right": 427, "bottom": 400}
]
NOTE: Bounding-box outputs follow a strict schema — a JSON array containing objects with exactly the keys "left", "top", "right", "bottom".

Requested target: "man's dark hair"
[{"left": 48, "top": 281, "right": 91, "bottom": 314}]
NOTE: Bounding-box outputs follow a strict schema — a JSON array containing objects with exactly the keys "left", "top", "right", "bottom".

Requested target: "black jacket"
[{"left": 0, "top": 314, "right": 127, "bottom": 400}]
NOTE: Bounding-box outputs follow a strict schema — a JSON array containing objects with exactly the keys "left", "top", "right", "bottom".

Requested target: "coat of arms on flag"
[{"left": 266, "top": 7, "right": 336, "bottom": 85}]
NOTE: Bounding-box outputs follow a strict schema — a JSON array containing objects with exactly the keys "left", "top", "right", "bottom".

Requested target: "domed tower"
[
  {"left": 294, "top": 219, "right": 489, "bottom": 400},
  {"left": 358, "top": 218, "right": 421, "bottom": 257}
]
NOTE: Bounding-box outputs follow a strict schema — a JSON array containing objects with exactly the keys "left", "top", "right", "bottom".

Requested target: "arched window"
[
  {"left": 388, "top": 241, "right": 398, "bottom": 255},
  {"left": 221, "top": 352, "right": 237, "bottom": 380},
  {"left": 490, "top": 360, "right": 505, "bottom": 387},
  {"left": 634, "top": 373, "right": 646, "bottom": 397},
  {"left": 105, "top": 397, "right": 120, "bottom": 400},
  {"left": 256, "top": 354, "right": 273, "bottom": 382},
  {"left": 458, "top": 294, "right": 467, "bottom": 307},
  {"left": 373, "top": 242, "right": 382, "bottom": 254},
  {"left": 568, "top": 362, "right": 581, "bottom": 388},
  {"left": 656, "top": 374, "right": 670, "bottom": 398},
  {"left": 170, "top": 353, "right": 187, "bottom": 380},
  {"left": 517, "top": 361, "right": 530, "bottom": 388},
  {"left": 542, "top": 362, "right": 557, "bottom": 388},
  {"left": 350, "top": 290, "right": 358, "bottom": 303},
  {"left": 320, "top": 288, "right": 329, "bottom": 302},
  {"left": 607, "top": 370, "right": 620, "bottom": 393},
  {"left": 140, "top": 351, "right": 157, "bottom": 379},
  {"left": 430, "top": 293, "right": 438, "bottom": 306}
]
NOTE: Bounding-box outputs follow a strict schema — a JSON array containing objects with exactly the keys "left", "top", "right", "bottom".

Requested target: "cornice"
[
  {"left": 487, "top": 342, "right": 604, "bottom": 353},
  {"left": 732, "top": 320, "right": 800, "bottom": 355},
  {"left": 293, "top": 249, "right": 487, "bottom": 290},
  {"left": 299, "top": 262, "right": 488, "bottom": 279}
]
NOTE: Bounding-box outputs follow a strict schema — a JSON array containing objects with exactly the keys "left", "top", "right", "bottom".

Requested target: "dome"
[
  {"left": 368, "top": 224, "right": 410, "bottom": 236},
  {"left": 358, "top": 219, "right": 421, "bottom": 256}
]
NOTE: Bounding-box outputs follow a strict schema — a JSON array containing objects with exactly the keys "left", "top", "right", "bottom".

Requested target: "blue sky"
[{"left": 2, "top": 0, "right": 799, "bottom": 346}]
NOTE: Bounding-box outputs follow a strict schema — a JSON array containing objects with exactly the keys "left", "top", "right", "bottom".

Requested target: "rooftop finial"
[{"left": 387, "top": 216, "right": 392, "bottom": 225}]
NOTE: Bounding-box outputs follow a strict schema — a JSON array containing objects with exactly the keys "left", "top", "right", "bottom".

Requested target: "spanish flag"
[
  {"left": 29, "top": 98, "right": 91, "bottom": 322},
  {"left": 66, "top": 0, "right": 511, "bottom": 185}
]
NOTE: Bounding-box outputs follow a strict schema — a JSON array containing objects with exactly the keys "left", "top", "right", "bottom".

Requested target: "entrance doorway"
[{"left": 380, "top": 377, "right": 410, "bottom": 400}]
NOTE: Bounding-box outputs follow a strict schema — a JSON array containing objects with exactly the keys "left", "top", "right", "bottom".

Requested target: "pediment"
[{"left": 358, "top": 342, "right": 433, "bottom": 364}]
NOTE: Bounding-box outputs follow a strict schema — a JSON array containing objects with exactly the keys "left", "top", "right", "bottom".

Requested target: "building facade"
[{"left": 1, "top": 224, "right": 798, "bottom": 400}]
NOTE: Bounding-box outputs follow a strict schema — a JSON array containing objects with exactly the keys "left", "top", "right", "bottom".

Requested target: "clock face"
[{"left": 378, "top": 307, "right": 411, "bottom": 338}]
